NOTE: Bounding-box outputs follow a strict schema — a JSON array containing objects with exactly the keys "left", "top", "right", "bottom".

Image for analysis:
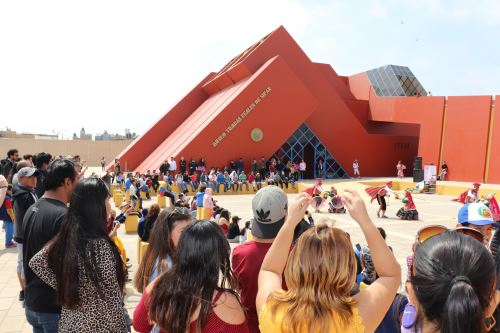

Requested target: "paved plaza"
[{"left": 0, "top": 180, "right": 466, "bottom": 332}]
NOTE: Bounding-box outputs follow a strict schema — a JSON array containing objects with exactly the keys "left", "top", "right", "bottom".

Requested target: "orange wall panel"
[
  {"left": 441, "top": 96, "right": 492, "bottom": 182},
  {"left": 347, "top": 72, "right": 371, "bottom": 101},
  {"left": 369, "top": 90, "right": 445, "bottom": 166},
  {"left": 487, "top": 97, "right": 500, "bottom": 183}
]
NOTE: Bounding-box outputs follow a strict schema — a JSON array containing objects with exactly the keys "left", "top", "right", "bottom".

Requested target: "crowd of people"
[
  {"left": 1, "top": 148, "right": 500, "bottom": 333},
  {"left": 112, "top": 156, "right": 304, "bottom": 199}
]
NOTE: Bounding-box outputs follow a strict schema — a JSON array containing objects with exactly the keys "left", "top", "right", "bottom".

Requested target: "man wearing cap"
[
  {"left": 12, "top": 167, "right": 39, "bottom": 302},
  {"left": 457, "top": 202, "right": 499, "bottom": 248},
  {"left": 231, "top": 185, "right": 289, "bottom": 333}
]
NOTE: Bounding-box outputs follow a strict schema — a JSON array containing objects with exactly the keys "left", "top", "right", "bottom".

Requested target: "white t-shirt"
[
  {"left": 129, "top": 184, "right": 137, "bottom": 197},
  {"left": 169, "top": 161, "right": 177, "bottom": 171}
]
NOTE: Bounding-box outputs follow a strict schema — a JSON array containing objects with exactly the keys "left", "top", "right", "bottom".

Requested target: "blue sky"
[{"left": 0, "top": 0, "right": 498, "bottom": 137}]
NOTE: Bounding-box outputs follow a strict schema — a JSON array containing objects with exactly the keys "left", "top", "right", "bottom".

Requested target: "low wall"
[{"left": 0, "top": 138, "right": 133, "bottom": 166}]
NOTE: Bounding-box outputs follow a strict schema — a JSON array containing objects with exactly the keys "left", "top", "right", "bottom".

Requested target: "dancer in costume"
[
  {"left": 303, "top": 178, "right": 324, "bottom": 213},
  {"left": 396, "top": 190, "right": 419, "bottom": 220},
  {"left": 326, "top": 186, "right": 346, "bottom": 213},
  {"left": 484, "top": 193, "right": 500, "bottom": 222},
  {"left": 365, "top": 181, "right": 399, "bottom": 218},
  {"left": 396, "top": 160, "right": 406, "bottom": 178},
  {"left": 453, "top": 182, "right": 481, "bottom": 204}
]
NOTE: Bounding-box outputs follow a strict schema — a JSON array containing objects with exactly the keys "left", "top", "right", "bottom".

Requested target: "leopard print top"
[{"left": 30, "top": 238, "right": 127, "bottom": 332}]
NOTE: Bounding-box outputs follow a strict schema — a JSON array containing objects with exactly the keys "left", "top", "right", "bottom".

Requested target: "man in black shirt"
[
  {"left": 179, "top": 157, "right": 187, "bottom": 174},
  {"left": 23, "top": 159, "right": 78, "bottom": 332},
  {"left": 159, "top": 159, "right": 169, "bottom": 176}
]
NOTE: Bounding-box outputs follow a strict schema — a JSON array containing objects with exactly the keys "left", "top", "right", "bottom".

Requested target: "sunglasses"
[
  {"left": 168, "top": 207, "right": 192, "bottom": 218},
  {"left": 415, "top": 224, "right": 484, "bottom": 245}
]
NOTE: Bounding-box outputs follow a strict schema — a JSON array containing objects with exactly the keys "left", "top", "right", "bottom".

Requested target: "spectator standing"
[
  {"left": 396, "top": 160, "right": 406, "bottom": 178},
  {"left": 298, "top": 159, "right": 306, "bottom": 179},
  {"left": 198, "top": 157, "right": 206, "bottom": 173},
  {"left": 22, "top": 159, "right": 78, "bottom": 331},
  {"left": 34, "top": 152, "right": 52, "bottom": 198},
  {"left": 23, "top": 154, "right": 34, "bottom": 167},
  {"left": 1, "top": 149, "right": 19, "bottom": 182},
  {"left": 237, "top": 158, "right": 244, "bottom": 174},
  {"left": 29, "top": 176, "right": 127, "bottom": 332},
  {"left": 113, "top": 159, "right": 121, "bottom": 183},
  {"left": 259, "top": 157, "right": 267, "bottom": 179},
  {"left": 202, "top": 188, "right": 214, "bottom": 220},
  {"left": 168, "top": 157, "right": 177, "bottom": 176},
  {"left": 100, "top": 157, "right": 106, "bottom": 171},
  {"left": 251, "top": 158, "right": 258, "bottom": 175},
  {"left": 195, "top": 186, "right": 206, "bottom": 220},
  {"left": 440, "top": 160, "right": 448, "bottom": 181},
  {"left": 231, "top": 185, "right": 288, "bottom": 333},
  {"left": 13, "top": 167, "right": 39, "bottom": 302},
  {"left": 0, "top": 178, "right": 15, "bottom": 248},
  {"left": 179, "top": 157, "right": 187, "bottom": 174},
  {"left": 353, "top": 159, "right": 361, "bottom": 179},
  {"left": 11, "top": 160, "right": 30, "bottom": 187},
  {"left": 189, "top": 158, "right": 197, "bottom": 175},
  {"left": 159, "top": 159, "right": 169, "bottom": 177}
]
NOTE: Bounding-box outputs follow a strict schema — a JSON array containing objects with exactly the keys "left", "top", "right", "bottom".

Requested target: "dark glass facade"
[
  {"left": 367, "top": 65, "right": 427, "bottom": 97},
  {"left": 272, "top": 124, "right": 348, "bottom": 179}
]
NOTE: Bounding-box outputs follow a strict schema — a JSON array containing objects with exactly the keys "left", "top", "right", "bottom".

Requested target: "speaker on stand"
[{"left": 413, "top": 156, "right": 424, "bottom": 182}]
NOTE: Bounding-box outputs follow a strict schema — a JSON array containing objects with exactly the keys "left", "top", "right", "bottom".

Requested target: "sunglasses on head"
[
  {"left": 168, "top": 207, "right": 192, "bottom": 218},
  {"left": 415, "top": 225, "right": 484, "bottom": 245}
]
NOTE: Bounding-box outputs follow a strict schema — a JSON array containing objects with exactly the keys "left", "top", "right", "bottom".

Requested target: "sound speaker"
[
  {"left": 413, "top": 169, "right": 424, "bottom": 183},
  {"left": 414, "top": 156, "right": 422, "bottom": 170}
]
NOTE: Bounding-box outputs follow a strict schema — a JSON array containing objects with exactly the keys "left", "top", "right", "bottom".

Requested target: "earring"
[{"left": 484, "top": 316, "right": 496, "bottom": 332}]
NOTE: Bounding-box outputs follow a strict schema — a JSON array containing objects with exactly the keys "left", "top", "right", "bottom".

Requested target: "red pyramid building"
[{"left": 112, "top": 26, "right": 499, "bottom": 182}]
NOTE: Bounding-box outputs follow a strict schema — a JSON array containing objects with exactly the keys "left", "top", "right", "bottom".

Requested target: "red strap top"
[{"left": 133, "top": 289, "right": 249, "bottom": 333}]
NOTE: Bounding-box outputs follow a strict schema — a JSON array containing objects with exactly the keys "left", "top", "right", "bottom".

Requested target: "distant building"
[
  {"left": 76, "top": 128, "right": 92, "bottom": 140},
  {"left": 95, "top": 129, "right": 138, "bottom": 141},
  {"left": 0, "top": 128, "right": 58, "bottom": 140}
]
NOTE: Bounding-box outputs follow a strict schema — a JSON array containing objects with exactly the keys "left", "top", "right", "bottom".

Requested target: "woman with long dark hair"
[
  {"left": 29, "top": 177, "right": 127, "bottom": 332},
  {"left": 134, "top": 207, "right": 193, "bottom": 293},
  {"left": 218, "top": 209, "right": 230, "bottom": 236},
  {"left": 133, "top": 220, "right": 248, "bottom": 333},
  {"left": 408, "top": 232, "right": 499, "bottom": 333},
  {"left": 140, "top": 203, "right": 161, "bottom": 242}
]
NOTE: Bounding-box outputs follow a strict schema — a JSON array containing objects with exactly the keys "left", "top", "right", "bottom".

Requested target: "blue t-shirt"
[
  {"left": 150, "top": 255, "right": 173, "bottom": 282},
  {"left": 376, "top": 294, "right": 408, "bottom": 333},
  {"left": 196, "top": 192, "right": 204, "bottom": 207},
  {"left": 125, "top": 178, "right": 132, "bottom": 190}
]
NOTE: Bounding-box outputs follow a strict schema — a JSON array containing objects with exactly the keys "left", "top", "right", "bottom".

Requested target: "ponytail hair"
[
  {"left": 411, "top": 232, "right": 495, "bottom": 333},
  {"left": 442, "top": 276, "right": 482, "bottom": 333}
]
